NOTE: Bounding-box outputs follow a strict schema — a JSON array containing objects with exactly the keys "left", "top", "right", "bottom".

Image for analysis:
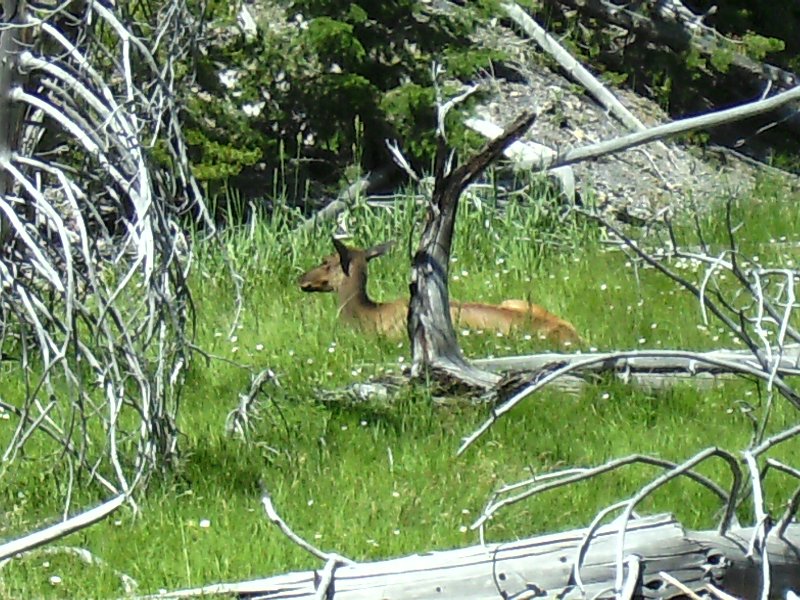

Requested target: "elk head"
[{"left": 298, "top": 238, "right": 396, "bottom": 293}]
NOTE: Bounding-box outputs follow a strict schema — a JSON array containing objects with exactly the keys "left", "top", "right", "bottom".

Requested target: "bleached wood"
[
  {"left": 546, "top": 85, "right": 800, "bottom": 170},
  {"left": 461, "top": 348, "right": 800, "bottom": 456},
  {"left": 464, "top": 116, "right": 576, "bottom": 201},
  {"left": 301, "top": 176, "right": 370, "bottom": 232},
  {"left": 501, "top": 1, "right": 678, "bottom": 187},
  {"left": 468, "top": 27, "right": 800, "bottom": 190},
  {"left": 261, "top": 491, "right": 354, "bottom": 567},
  {"left": 132, "top": 514, "right": 800, "bottom": 599},
  {"left": 503, "top": 2, "right": 646, "bottom": 133},
  {"left": 300, "top": 166, "right": 400, "bottom": 232},
  {"left": 474, "top": 345, "right": 800, "bottom": 392},
  {"left": 322, "top": 344, "right": 800, "bottom": 406},
  {"left": 0, "top": 495, "right": 125, "bottom": 561},
  {"left": 475, "top": 345, "right": 800, "bottom": 375}
]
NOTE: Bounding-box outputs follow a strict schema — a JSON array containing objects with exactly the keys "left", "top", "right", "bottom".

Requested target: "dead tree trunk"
[
  {"left": 407, "top": 111, "right": 537, "bottom": 390},
  {"left": 0, "top": 0, "right": 29, "bottom": 248}
]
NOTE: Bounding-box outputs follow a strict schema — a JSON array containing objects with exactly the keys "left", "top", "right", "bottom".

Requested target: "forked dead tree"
[
  {"left": 407, "top": 106, "right": 538, "bottom": 390},
  {"left": 227, "top": 36, "right": 800, "bottom": 600}
]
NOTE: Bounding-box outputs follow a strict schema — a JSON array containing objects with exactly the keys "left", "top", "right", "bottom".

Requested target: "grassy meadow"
[{"left": 2, "top": 176, "right": 800, "bottom": 597}]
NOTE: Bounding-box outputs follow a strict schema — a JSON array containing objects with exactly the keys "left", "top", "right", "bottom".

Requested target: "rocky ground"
[{"left": 470, "top": 14, "right": 800, "bottom": 221}]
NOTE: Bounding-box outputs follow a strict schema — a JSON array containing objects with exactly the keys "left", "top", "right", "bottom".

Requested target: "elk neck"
[{"left": 335, "top": 258, "right": 383, "bottom": 321}]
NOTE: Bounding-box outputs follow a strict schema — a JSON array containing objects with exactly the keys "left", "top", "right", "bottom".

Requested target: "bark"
[
  {"left": 0, "top": 0, "right": 29, "bottom": 248},
  {"left": 407, "top": 111, "right": 537, "bottom": 390},
  {"left": 134, "top": 514, "right": 800, "bottom": 599}
]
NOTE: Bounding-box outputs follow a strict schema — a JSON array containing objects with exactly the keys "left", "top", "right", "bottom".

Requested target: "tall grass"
[{"left": 1, "top": 176, "right": 798, "bottom": 597}]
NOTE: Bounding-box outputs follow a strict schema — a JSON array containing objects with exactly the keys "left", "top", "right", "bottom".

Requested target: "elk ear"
[
  {"left": 332, "top": 237, "right": 352, "bottom": 276},
  {"left": 365, "top": 240, "right": 396, "bottom": 261}
]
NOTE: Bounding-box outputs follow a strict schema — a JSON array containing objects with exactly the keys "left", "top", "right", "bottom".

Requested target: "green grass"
[{"left": 1, "top": 177, "right": 800, "bottom": 598}]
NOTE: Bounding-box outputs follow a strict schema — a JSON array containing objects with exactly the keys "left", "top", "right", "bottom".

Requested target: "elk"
[{"left": 298, "top": 238, "right": 582, "bottom": 346}]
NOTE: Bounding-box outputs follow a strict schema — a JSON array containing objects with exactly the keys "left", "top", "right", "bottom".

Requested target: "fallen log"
[
  {"left": 315, "top": 345, "right": 800, "bottom": 406},
  {"left": 134, "top": 513, "right": 800, "bottom": 599},
  {"left": 476, "top": 345, "right": 800, "bottom": 382}
]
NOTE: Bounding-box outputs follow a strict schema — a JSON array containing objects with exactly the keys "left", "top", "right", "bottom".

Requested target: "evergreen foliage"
[
  {"left": 179, "top": 0, "right": 800, "bottom": 200},
  {"left": 182, "top": 0, "right": 504, "bottom": 200}
]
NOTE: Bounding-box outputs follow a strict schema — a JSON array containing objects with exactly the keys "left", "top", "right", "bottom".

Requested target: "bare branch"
[
  {"left": 459, "top": 349, "right": 800, "bottom": 456},
  {"left": 548, "top": 86, "right": 800, "bottom": 170},
  {"left": 1, "top": 0, "right": 207, "bottom": 508},
  {"left": 260, "top": 490, "right": 354, "bottom": 567},
  {"left": 0, "top": 495, "right": 126, "bottom": 561},
  {"left": 225, "top": 368, "right": 279, "bottom": 439},
  {"left": 503, "top": 2, "right": 646, "bottom": 133},
  {"left": 472, "top": 452, "right": 734, "bottom": 533}
]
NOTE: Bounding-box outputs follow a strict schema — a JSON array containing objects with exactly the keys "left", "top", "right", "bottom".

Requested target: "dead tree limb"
[
  {"left": 299, "top": 166, "right": 399, "bottom": 232},
  {"left": 460, "top": 349, "right": 800, "bottom": 457},
  {"left": 464, "top": 116, "right": 576, "bottom": 202},
  {"left": 475, "top": 346, "right": 800, "bottom": 377},
  {"left": 504, "top": 2, "right": 647, "bottom": 134},
  {"left": 0, "top": 495, "right": 125, "bottom": 562},
  {"left": 548, "top": 85, "right": 800, "bottom": 170},
  {"left": 0, "top": 0, "right": 30, "bottom": 247},
  {"left": 591, "top": 211, "right": 800, "bottom": 404},
  {"left": 408, "top": 111, "right": 537, "bottom": 390}
]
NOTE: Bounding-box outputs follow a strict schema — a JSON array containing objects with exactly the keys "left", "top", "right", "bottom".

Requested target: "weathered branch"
[
  {"left": 299, "top": 166, "right": 399, "bottom": 231},
  {"left": 0, "top": 495, "right": 126, "bottom": 562},
  {"left": 1, "top": 0, "right": 208, "bottom": 509},
  {"left": 475, "top": 346, "right": 800, "bottom": 378},
  {"left": 504, "top": 2, "right": 646, "bottom": 133},
  {"left": 583, "top": 209, "right": 800, "bottom": 420},
  {"left": 464, "top": 117, "right": 576, "bottom": 201},
  {"left": 260, "top": 490, "right": 354, "bottom": 567},
  {"left": 225, "top": 368, "right": 278, "bottom": 439},
  {"left": 547, "top": 85, "right": 800, "bottom": 170},
  {"left": 460, "top": 348, "right": 800, "bottom": 457}
]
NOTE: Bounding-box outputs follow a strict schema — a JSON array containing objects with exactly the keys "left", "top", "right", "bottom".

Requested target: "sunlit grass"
[{"left": 1, "top": 176, "right": 799, "bottom": 597}]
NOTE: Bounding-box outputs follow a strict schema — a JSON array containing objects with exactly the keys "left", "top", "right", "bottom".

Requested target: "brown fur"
[{"left": 298, "top": 239, "right": 582, "bottom": 346}]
